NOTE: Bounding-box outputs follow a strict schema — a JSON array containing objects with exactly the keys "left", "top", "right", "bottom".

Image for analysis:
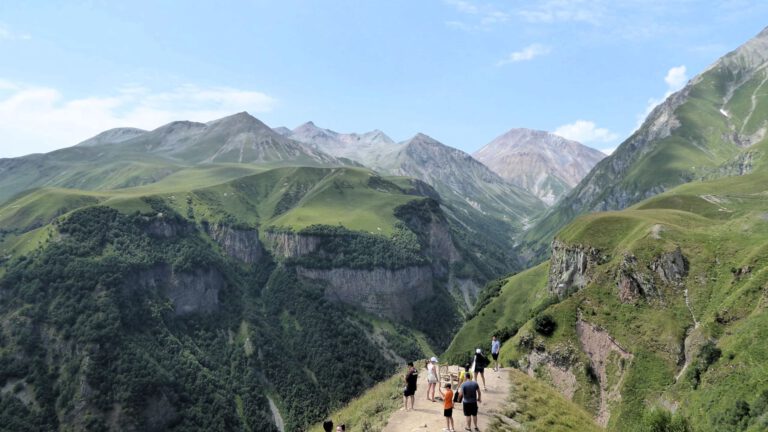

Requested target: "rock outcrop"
[
  {"left": 127, "top": 265, "right": 224, "bottom": 315},
  {"left": 547, "top": 240, "right": 603, "bottom": 299},
  {"left": 650, "top": 247, "right": 689, "bottom": 286},
  {"left": 297, "top": 266, "right": 433, "bottom": 320},
  {"left": 205, "top": 223, "right": 264, "bottom": 264},
  {"left": 616, "top": 253, "right": 658, "bottom": 303},
  {"left": 262, "top": 231, "right": 322, "bottom": 258},
  {"left": 576, "top": 317, "right": 633, "bottom": 427}
]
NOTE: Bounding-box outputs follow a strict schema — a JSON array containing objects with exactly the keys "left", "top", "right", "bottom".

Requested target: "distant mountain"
[
  {"left": 287, "top": 122, "right": 547, "bottom": 272},
  {"left": 473, "top": 129, "right": 605, "bottom": 205},
  {"left": 0, "top": 113, "right": 346, "bottom": 204},
  {"left": 119, "top": 112, "right": 342, "bottom": 165},
  {"left": 76, "top": 127, "right": 148, "bottom": 147},
  {"left": 272, "top": 126, "right": 292, "bottom": 136},
  {"left": 381, "top": 133, "right": 543, "bottom": 222},
  {"left": 288, "top": 121, "right": 396, "bottom": 167},
  {"left": 523, "top": 26, "right": 768, "bottom": 258}
]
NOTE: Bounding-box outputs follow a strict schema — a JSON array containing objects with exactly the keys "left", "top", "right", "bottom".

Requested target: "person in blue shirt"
[
  {"left": 458, "top": 372, "right": 482, "bottom": 432},
  {"left": 491, "top": 335, "right": 501, "bottom": 372}
]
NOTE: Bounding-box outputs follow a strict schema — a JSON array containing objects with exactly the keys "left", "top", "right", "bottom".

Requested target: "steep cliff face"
[
  {"left": 297, "top": 266, "right": 433, "bottom": 320},
  {"left": 260, "top": 200, "right": 472, "bottom": 321},
  {"left": 547, "top": 240, "right": 603, "bottom": 299},
  {"left": 127, "top": 265, "right": 224, "bottom": 315},
  {"left": 205, "top": 223, "right": 264, "bottom": 264},
  {"left": 262, "top": 231, "right": 322, "bottom": 258}
]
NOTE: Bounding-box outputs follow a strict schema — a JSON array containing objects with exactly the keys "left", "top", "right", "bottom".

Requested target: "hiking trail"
[{"left": 382, "top": 367, "right": 512, "bottom": 432}]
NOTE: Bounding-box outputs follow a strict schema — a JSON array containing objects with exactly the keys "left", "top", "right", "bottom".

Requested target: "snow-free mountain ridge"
[{"left": 473, "top": 128, "right": 605, "bottom": 205}]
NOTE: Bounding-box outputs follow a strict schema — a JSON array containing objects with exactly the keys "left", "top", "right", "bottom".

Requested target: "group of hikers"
[
  {"left": 321, "top": 335, "right": 501, "bottom": 432},
  {"left": 403, "top": 335, "right": 502, "bottom": 432}
]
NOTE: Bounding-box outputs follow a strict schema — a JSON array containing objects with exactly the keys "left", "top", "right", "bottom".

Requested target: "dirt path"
[{"left": 382, "top": 367, "right": 512, "bottom": 432}]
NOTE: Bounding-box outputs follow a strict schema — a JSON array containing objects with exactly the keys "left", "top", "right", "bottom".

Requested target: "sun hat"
[
  {"left": 430, "top": 356, "right": 438, "bottom": 362},
  {"left": 476, "top": 348, "right": 482, "bottom": 353}
]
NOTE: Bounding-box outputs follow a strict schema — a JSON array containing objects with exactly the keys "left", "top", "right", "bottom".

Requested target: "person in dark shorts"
[
  {"left": 491, "top": 335, "right": 501, "bottom": 372},
  {"left": 403, "top": 361, "right": 418, "bottom": 411},
  {"left": 474, "top": 348, "right": 489, "bottom": 390},
  {"left": 458, "top": 373, "right": 482, "bottom": 431},
  {"left": 439, "top": 383, "right": 455, "bottom": 432}
]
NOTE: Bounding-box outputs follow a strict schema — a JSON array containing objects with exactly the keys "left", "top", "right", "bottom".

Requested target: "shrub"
[
  {"left": 533, "top": 314, "right": 557, "bottom": 337},
  {"left": 698, "top": 341, "right": 722, "bottom": 368},
  {"left": 639, "top": 408, "right": 691, "bottom": 432},
  {"left": 493, "top": 323, "right": 520, "bottom": 343}
]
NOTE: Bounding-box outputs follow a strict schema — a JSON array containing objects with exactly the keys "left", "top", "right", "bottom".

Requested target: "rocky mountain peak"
[{"left": 473, "top": 128, "right": 604, "bottom": 205}]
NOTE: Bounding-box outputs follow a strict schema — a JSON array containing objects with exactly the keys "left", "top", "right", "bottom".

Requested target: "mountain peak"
[{"left": 473, "top": 128, "right": 605, "bottom": 206}]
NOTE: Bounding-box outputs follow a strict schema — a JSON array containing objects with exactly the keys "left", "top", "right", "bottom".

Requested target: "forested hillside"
[{"left": 0, "top": 165, "right": 494, "bottom": 431}]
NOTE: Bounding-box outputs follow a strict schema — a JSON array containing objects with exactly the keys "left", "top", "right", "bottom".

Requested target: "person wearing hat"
[
  {"left": 426, "top": 356, "right": 439, "bottom": 402},
  {"left": 474, "top": 348, "right": 489, "bottom": 390}
]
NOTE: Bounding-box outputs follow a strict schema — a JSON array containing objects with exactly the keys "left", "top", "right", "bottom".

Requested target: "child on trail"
[
  {"left": 438, "top": 383, "right": 455, "bottom": 432},
  {"left": 427, "top": 357, "right": 439, "bottom": 402}
]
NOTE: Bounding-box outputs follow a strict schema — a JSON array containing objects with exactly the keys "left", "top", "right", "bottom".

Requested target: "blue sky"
[{"left": 1, "top": 0, "right": 767, "bottom": 158}]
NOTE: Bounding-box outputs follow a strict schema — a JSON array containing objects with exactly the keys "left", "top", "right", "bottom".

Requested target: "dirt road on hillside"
[{"left": 382, "top": 367, "right": 511, "bottom": 432}]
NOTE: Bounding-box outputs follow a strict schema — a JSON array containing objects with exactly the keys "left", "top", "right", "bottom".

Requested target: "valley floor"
[{"left": 382, "top": 367, "right": 512, "bottom": 432}]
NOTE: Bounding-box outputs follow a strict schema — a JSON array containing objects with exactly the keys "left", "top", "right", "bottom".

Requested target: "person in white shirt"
[
  {"left": 491, "top": 335, "right": 501, "bottom": 372},
  {"left": 426, "top": 356, "right": 438, "bottom": 402}
]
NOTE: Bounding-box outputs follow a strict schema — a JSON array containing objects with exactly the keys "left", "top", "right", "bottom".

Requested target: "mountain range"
[{"left": 3, "top": 23, "right": 768, "bottom": 432}]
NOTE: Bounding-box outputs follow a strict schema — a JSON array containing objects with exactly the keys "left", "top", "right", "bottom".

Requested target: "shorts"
[
  {"left": 462, "top": 402, "right": 478, "bottom": 417},
  {"left": 492, "top": 353, "right": 499, "bottom": 361},
  {"left": 403, "top": 387, "right": 416, "bottom": 397},
  {"left": 427, "top": 374, "right": 437, "bottom": 384},
  {"left": 444, "top": 408, "right": 453, "bottom": 418},
  {"left": 475, "top": 367, "right": 484, "bottom": 374}
]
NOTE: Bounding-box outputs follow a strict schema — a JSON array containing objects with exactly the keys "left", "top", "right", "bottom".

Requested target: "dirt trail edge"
[{"left": 383, "top": 367, "right": 512, "bottom": 432}]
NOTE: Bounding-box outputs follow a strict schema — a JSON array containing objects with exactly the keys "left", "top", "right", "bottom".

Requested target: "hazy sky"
[{"left": 1, "top": 0, "right": 767, "bottom": 158}]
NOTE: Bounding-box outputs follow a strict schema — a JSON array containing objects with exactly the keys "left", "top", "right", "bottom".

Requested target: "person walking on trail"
[
  {"left": 439, "top": 383, "right": 456, "bottom": 432},
  {"left": 491, "top": 335, "right": 501, "bottom": 372},
  {"left": 403, "top": 361, "right": 418, "bottom": 411},
  {"left": 427, "top": 357, "right": 439, "bottom": 402},
  {"left": 458, "top": 372, "right": 482, "bottom": 432},
  {"left": 454, "top": 364, "right": 471, "bottom": 404},
  {"left": 474, "top": 348, "right": 489, "bottom": 390}
]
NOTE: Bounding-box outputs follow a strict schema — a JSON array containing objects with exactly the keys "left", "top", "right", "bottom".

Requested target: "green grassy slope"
[
  {"left": 443, "top": 263, "right": 552, "bottom": 363},
  {"left": 522, "top": 27, "right": 768, "bottom": 260},
  {"left": 457, "top": 171, "right": 768, "bottom": 431},
  {"left": 490, "top": 369, "right": 601, "bottom": 432}
]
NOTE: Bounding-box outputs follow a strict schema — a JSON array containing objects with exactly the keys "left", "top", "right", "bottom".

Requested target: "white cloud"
[
  {"left": 517, "top": 0, "right": 604, "bottom": 25},
  {"left": 0, "top": 80, "right": 276, "bottom": 157},
  {"left": 600, "top": 146, "right": 617, "bottom": 155},
  {"left": 497, "top": 44, "right": 551, "bottom": 65},
  {"left": 554, "top": 120, "right": 619, "bottom": 144},
  {"left": 443, "top": 0, "right": 479, "bottom": 14},
  {"left": 0, "top": 24, "right": 31, "bottom": 41},
  {"left": 636, "top": 65, "right": 688, "bottom": 128},
  {"left": 443, "top": 0, "right": 509, "bottom": 30},
  {"left": 664, "top": 65, "right": 688, "bottom": 90}
]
